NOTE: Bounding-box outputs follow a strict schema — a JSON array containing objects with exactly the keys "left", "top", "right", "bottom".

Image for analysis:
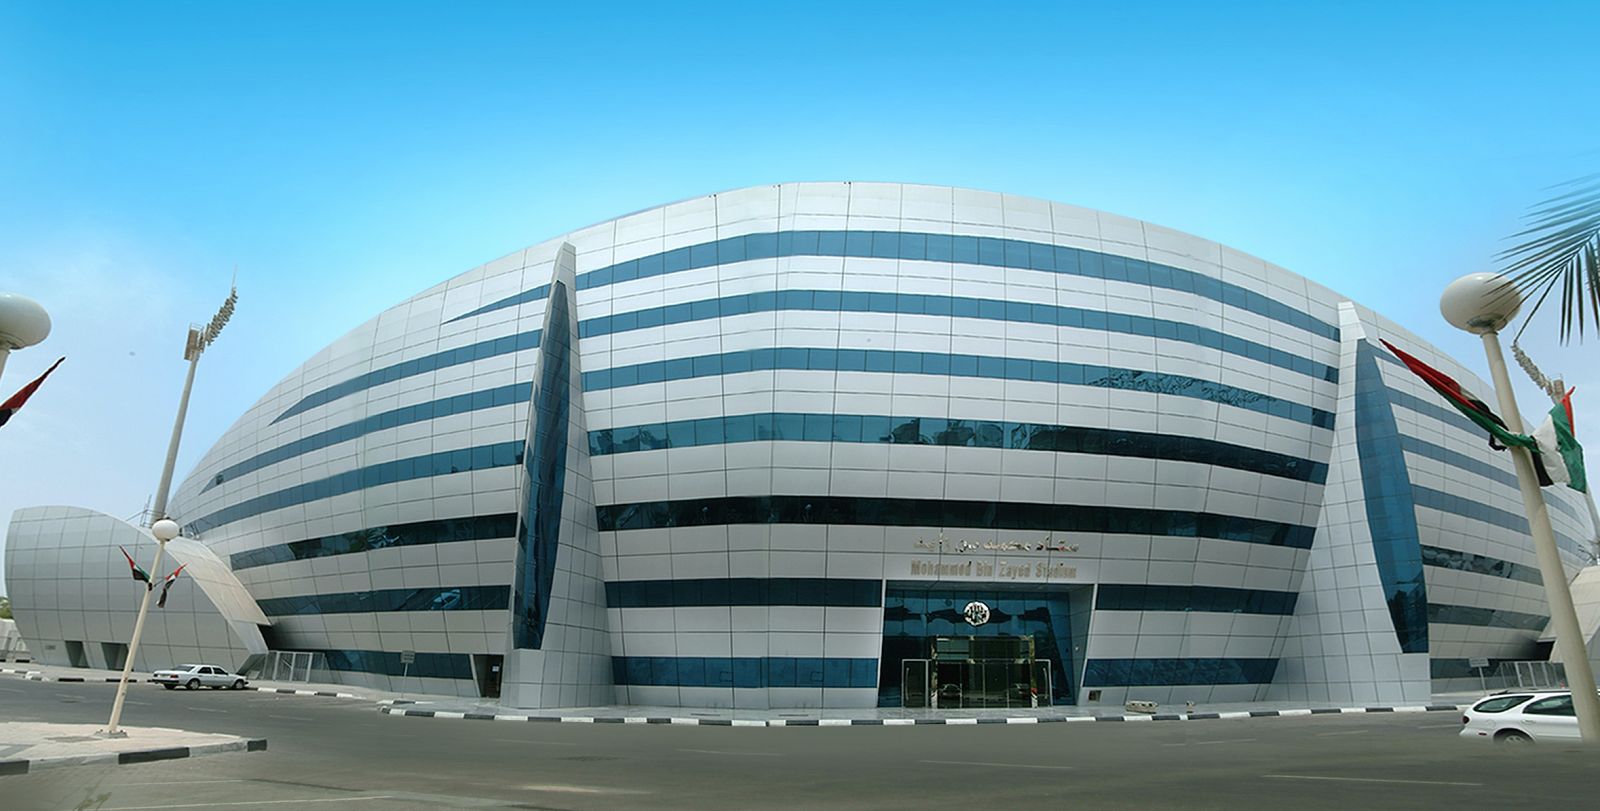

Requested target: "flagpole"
[
  {"left": 1442, "top": 272, "right": 1600, "bottom": 744},
  {"left": 101, "top": 519, "right": 179, "bottom": 738}
]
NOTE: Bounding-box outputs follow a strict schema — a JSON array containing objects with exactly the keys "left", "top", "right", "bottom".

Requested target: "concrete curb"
[
  {"left": 377, "top": 703, "right": 1467, "bottom": 727},
  {"left": 1, "top": 667, "right": 141, "bottom": 684},
  {"left": 4, "top": 668, "right": 366, "bottom": 698},
  {"left": 0, "top": 738, "right": 267, "bottom": 775},
  {"left": 254, "top": 687, "right": 363, "bottom": 700}
]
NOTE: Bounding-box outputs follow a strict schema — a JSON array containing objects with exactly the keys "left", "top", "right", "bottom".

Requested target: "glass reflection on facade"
[
  {"left": 1354, "top": 344, "right": 1429, "bottom": 653},
  {"left": 511, "top": 280, "right": 573, "bottom": 650}
]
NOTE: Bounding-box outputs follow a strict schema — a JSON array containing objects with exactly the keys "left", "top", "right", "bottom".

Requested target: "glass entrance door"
[{"left": 896, "top": 636, "right": 1052, "bottom": 709}]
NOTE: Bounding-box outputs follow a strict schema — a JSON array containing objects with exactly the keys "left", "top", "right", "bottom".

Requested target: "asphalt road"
[{"left": 2, "top": 677, "right": 1595, "bottom": 811}]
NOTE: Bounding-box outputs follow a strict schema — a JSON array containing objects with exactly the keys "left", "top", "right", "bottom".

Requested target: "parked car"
[
  {"left": 152, "top": 663, "right": 248, "bottom": 691},
  {"left": 1459, "top": 690, "right": 1581, "bottom": 743}
]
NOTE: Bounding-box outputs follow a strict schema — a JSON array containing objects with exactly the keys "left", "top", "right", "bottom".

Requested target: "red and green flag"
[
  {"left": 1380, "top": 340, "right": 1537, "bottom": 453},
  {"left": 156, "top": 564, "right": 187, "bottom": 608},
  {"left": 118, "top": 546, "right": 152, "bottom": 589},
  {"left": 0, "top": 357, "right": 64, "bottom": 428},
  {"left": 1532, "top": 389, "right": 1587, "bottom": 493}
]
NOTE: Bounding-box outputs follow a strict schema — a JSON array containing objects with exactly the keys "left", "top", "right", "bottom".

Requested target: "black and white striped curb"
[
  {"left": 378, "top": 703, "right": 1467, "bottom": 727},
  {"left": 0, "top": 739, "right": 267, "bottom": 775},
  {"left": 0, "top": 667, "right": 67, "bottom": 682},
  {"left": 255, "top": 687, "right": 363, "bottom": 699},
  {"left": 3, "top": 666, "right": 143, "bottom": 683}
]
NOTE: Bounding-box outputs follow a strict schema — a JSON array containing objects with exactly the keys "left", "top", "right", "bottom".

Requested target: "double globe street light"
[
  {"left": 1440, "top": 272, "right": 1600, "bottom": 743},
  {"left": 102, "top": 518, "right": 180, "bottom": 738}
]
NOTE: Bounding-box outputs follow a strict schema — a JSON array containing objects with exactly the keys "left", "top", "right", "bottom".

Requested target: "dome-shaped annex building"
[{"left": 9, "top": 183, "right": 1596, "bottom": 710}]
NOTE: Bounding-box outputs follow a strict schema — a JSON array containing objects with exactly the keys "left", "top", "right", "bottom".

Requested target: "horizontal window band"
[
  {"left": 1430, "top": 657, "right": 1523, "bottom": 679},
  {"left": 1400, "top": 435, "right": 1517, "bottom": 491},
  {"left": 455, "top": 229, "right": 1340, "bottom": 342},
  {"left": 1093, "top": 584, "right": 1298, "bottom": 615},
  {"left": 607, "top": 579, "right": 1298, "bottom": 614},
  {"left": 185, "top": 441, "right": 525, "bottom": 535},
  {"left": 231, "top": 514, "right": 517, "bottom": 571},
  {"left": 272, "top": 330, "right": 542, "bottom": 424},
  {"left": 597, "top": 495, "right": 1316, "bottom": 549},
  {"left": 1420, "top": 545, "right": 1542, "bottom": 587},
  {"left": 1082, "top": 657, "right": 1279, "bottom": 686},
  {"left": 1427, "top": 602, "right": 1549, "bottom": 631},
  {"left": 578, "top": 289, "right": 1337, "bottom": 384},
  {"left": 279, "top": 225, "right": 1344, "bottom": 426},
  {"left": 1397, "top": 433, "right": 1585, "bottom": 527},
  {"left": 607, "top": 578, "right": 881, "bottom": 608},
  {"left": 290, "top": 648, "right": 473, "bottom": 680},
  {"left": 210, "top": 385, "right": 532, "bottom": 495},
  {"left": 258, "top": 585, "right": 509, "bottom": 616},
  {"left": 612, "top": 655, "right": 877, "bottom": 689},
  {"left": 238, "top": 361, "right": 1326, "bottom": 502},
  {"left": 591, "top": 412, "right": 1329, "bottom": 484},
  {"left": 1410, "top": 485, "right": 1588, "bottom": 560},
  {"left": 584, "top": 348, "right": 1335, "bottom": 429}
]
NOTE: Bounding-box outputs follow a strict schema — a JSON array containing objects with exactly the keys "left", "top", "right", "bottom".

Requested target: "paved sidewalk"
[
  {"left": 1, "top": 663, "right": 380, "bottom": 701},
  {"left": 0, "top": 722, "right": 266, "bottom": 774},
  {"left": 377, "top": 692, "right": 1483, "bottom": 727}
]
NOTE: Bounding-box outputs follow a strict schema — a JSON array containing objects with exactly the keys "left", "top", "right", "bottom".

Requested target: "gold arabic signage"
[{"left": 907, "top": 531, "right": 1079, "bottom": 581}]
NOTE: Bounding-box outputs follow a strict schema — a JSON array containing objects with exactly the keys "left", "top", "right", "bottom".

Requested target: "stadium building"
[{"left": 6, "top": 182, "right": 1596, "bottom": 710}]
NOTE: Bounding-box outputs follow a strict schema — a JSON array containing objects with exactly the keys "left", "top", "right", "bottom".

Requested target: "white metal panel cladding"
[{"left": 14, "top": 182, "right": 1581, "bottom": 708}]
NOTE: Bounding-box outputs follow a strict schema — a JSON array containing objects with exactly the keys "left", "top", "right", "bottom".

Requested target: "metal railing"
[{"left": 247, "top": 651, "right": 329, "bottom": 683}]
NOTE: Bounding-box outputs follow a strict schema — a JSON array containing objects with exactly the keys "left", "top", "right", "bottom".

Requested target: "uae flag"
[
  {"left": 1379, "top": 340, "right": 1537, "bottom": 453},
  {"left": 119, "top": 546, "right": 153, "bottom": 589},
  {"left": 1532, "top": 389, "right": 1587, "bottom": 493},
  {"left": 157, "top": 564, "right": 187, "bottom": 608},
  {"left": 0, "top": 357, "right": 64, "bottom": 428}
]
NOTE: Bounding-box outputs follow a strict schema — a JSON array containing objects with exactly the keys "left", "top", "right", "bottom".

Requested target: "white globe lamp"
[
  {"left": 151, "top": 519, "right": 181, "bottom": 542},
  {"left": 1440, "top": 272, "right": 1521, "bottom": 335},
  {"left": 0, "top": 293, "right": 51, "bottom": 350}
]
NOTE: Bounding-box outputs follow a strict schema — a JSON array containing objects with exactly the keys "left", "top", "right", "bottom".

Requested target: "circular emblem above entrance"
[{"left": 963, "top": 600, "right": 991, "bottom": 627}]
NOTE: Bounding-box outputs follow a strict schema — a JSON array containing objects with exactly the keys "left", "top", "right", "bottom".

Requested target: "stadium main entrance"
[{"left": 877, "top": 583, "right": 1092, "bottom": 708}]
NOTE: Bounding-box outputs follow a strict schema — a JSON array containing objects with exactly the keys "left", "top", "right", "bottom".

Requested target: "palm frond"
[{"left": 1500, "top": 175, "right": 1600, "bottom": 343}]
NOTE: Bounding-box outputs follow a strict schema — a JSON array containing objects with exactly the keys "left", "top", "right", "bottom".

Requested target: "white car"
[
  {"left": 151, "top": 663, "right": 248, "bottom": 691},
  {"left": 1459, "top": 690, "right": 1581, "bottom": 743}
]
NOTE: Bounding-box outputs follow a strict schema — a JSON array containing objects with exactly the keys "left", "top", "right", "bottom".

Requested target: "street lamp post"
[
  {"left": 1440, "top": 272, "right": 1600, "bottom": 744},
  {"left": 101, "top": 518, "right": 180, "bottom": 737},
  {"left": 0, "top": 292, "right": 52, "bottom": 382}
]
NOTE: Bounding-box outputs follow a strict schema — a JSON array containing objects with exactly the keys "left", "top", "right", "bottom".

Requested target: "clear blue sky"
[{"left": 3, "top": 1, "right": 1597, "bottom": 587}]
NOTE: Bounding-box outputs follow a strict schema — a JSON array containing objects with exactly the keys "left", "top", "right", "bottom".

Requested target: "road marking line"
[
  {"left": 921, "top": 760, "right": 1072, "bottom": 771},
  {"left": 94, "top": 797, "right": 397, "bottom": 809},
  {"left": 1265, "top": 775, "right": 1481, "bottom": 786},
  {"left": 189, "top": 707, "right": 228, "bottom": 713},
  {"left": 268, "top": 715, "right": 314, "bottom": 721},
  {"left": 1420, "top": 723, "right": 1463, "bottom": 729},
  {"left": 679, "top": 749, "right": 781, "bottom": 757},
  {"left": 520, "top": 785, "right": 648, "bottom": 794},
  {"left": 1194, "top": 738, "right": 1257, "bottom": 745},
  {"left": 1315, "top": 730, "right": 1366, "bottom": 736},
  {"left": 121, "top": 780, "right": 247, "bottom": 786}
]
